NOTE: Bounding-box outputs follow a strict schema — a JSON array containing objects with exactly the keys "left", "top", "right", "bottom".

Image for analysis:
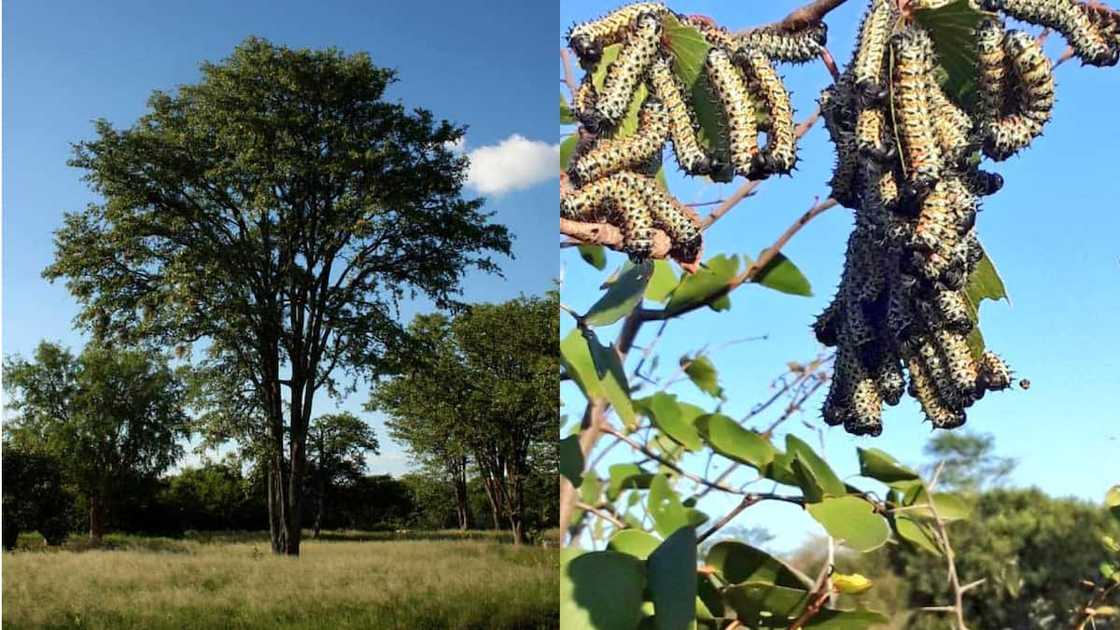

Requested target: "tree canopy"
[
  {"left": 3, "top": 341, "right": 188, "bottom": 542},
  {"left": 44, "top": 36, "right": 511, "bottom": 555}
]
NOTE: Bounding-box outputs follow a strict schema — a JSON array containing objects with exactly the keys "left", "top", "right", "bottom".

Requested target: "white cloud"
[{"left": 464, "top": 134, "right": 559, "bottom": 196}]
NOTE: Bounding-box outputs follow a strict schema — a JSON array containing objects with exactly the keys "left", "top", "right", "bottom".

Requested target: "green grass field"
[{"left": 2, "top": 531, "right": 559, "bottom": 629}]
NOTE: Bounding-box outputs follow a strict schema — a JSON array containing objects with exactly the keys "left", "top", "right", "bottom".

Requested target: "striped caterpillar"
[
  {"left": 594, "top": 12, "right": 662, "bottom": 130},
  {"left": 567, "top": 2, "right": 669, "bottom": 66},
  {"left": 741, "top": 23, "right": 828, "bottom": 64},
  {"left": 891, "top": 27, "right": 943, "bottom": 194},
  {"left": 980, "top": 0, "right": 1118, "bottom": 66},
  {"left": 647, "top": 57, "right": 712, "bottom": 176},
  {"left": 980, "top": 30, "right": 1056, "bottom": 161},
  {"left": 735, "top": 47, "right": 798, "bottom": 174},
  {"left": 704, "top": 47, "right": 761, "bottom": 178},
  {"left": 562, "top": 171, "right": 699, "bottom": 262},
  {"left": 569, "top": 98, "right": 668, "bottom": 185},
  {"left": 852, "top": 0, "right": 897, "bottom": 101}
]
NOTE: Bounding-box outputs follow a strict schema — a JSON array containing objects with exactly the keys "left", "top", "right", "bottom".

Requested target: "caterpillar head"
[{"left": 569, "top": 35, "right": 602, "bottom": 66}]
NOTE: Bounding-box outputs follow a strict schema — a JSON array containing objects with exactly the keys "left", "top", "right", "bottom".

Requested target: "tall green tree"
[
  {"left": 44, "top": 37, "right": 510, "bottom": 555},
  {"left": 369, "top": 314, "right": 477, "bottom": 530},
  {"left": 371, "top": 294, "right": 558, "bottom": 544},
  {"left": 3, "top": 342, "right": 188, "bottom": 542},
  {"left": 921, "top": 431, "right": 1017, "bottom": 492},
  {"left": 307, "top": 412, "right": 379, "bottom": 538},
  {"left": 452, "top": 295, "right": 558, "bottom": 544}
]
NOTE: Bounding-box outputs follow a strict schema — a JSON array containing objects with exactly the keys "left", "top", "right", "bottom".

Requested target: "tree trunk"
[
  {"left": 313, "top": 467, "right": 325, "bottom": 539},
  {"left": 453, "top": 458, "right": 472, "bottom": 530},
  {"left": 88, "top": 495, "right": 107, "bottom": 543}
]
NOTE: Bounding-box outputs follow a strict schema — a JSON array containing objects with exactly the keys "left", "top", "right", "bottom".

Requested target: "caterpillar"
[
  {"left": 913, "top": 335, "right": 969, "bottom": 411},
  {"left": 875, "top": 352, "right": 906, "bottom": 406},
  {"left": 912, "top": 177, "right": 959, "bottom": 256},
  {"left": 595, "top": 12, "right": 662, "bottom": 129},
  {"left": 856, "top": 106, "right": 893, "bottom": 162},
  {"left": 961, "top": 167, "right": 1005, "bottom": 197},
  {"left": 560, "top": 173, "right": 654, "bottom": 261},
  {"left": 977, "top": 350, "right": 1013, "bottom": 391},
  {"left": 852, "top": 0, "right": 897, "bottom": 101},
  {"left": 934, "top": 288, "right": 974, "bottom": 335},
  {"left": 617, "top": 171, "right": 703, "bottom": 261},
  {"left": 567, "top": 2, "right": 669, "bottom": 65},
  {"left": 980, "top": 0, "right": 1118, "bottom": 66},
  {"left": 982, "top": 30, "right": 1055, "bottom": 160},
  {"left": 571, "top": 75, "right": 598, "bottom": 127},
  {"left": 648, "top": 56, "right": 711, "bottom": 175},
  {"left": 821, "top": 76, "right": 863, "bottom": 208},
  {"left": 736, "top": 47, "right": 798, "bottom": 174},
  {"left": 892, "top": 27, "right": 943, "bottom": 193},
  {"left": 570, "top": 98, "right": 668, "bottom": 185},
  {"left": 741, "top": 23, "right": 828, "bottom": 64},
  {"left": 813, "top": 297, "right": 842, "bottom": 347},
  {"left": 934, "top": 328, "right": 980, "bottom": 403},
  {"left": 974, "top": 17, "right": 1009, "bottom": 128},
  {"left": 705, "top": 47, "right": 761, "bottom": 178},
  {"left": 907, "top": 353, "right": 967, "bottom": 428},
  {"left": 928, "top": 85, "right": 973, "bottom": 164},
  {"left": 848, "top": 376, "right": 885, "bottom": 435}
]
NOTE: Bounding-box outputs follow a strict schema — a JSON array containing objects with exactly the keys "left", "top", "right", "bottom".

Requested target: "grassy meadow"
[{"left": 2, "top": 531, "right": 559, "bottom": 629}]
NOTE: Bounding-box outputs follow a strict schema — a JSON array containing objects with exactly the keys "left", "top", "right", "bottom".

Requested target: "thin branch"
[
  {"left": 768, "top": 0, "right": 851, "bottom": 31},
  {"left": 643, "top": 197, "right": 837, "bottom": 322},
  {"left": 576, "top": 501, "right": 627, "bottom": 529},
  {"left": 603, "top": 426, "right": 746, "bottom": 495},
  {"left": 560, "top": 218, "right": 675, "bottom": 259},
  {"left": 697, "top": 495, "right": 762, "bottom": 544}
]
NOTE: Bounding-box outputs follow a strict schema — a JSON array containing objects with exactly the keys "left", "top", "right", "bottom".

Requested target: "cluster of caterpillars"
[
  {"left": 561, "top": 2, "right": 825, "bottom": 263},
  {"left": 818, "top": 0, "right": 1119, "bottom": 435}
]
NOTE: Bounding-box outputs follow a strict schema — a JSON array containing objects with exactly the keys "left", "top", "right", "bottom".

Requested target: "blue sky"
[
  {"left": 2, "top": 0, "right": 557, "bottom": 476},
  {"left": 561, "top": 0, "right": 1120, "bottom": 552}
]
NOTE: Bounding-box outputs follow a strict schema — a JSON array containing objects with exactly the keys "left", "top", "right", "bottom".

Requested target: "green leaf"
[
  {"left": 647, "top": 527, "right": 698, "bottom": 630},
  {"left": 578, "top": 245, "right": 607, "bottom": 270},
  {"left": 803, "top": 609, "right": 891, "bottom": 629},
  {"left": 895, "top": 515, "right": 942, "bottom": 555},
  {"left": 792, "top": 458, "right": 826, "bottom": 503},
  {"left": 560, "top": 329, "right": 636, "bottom": 427},
  {"left": 646, "top": 260, "right": 679, "bottom": 303},
  {"left": 560, "top": 435, "right": 584, "bottom": 487},
  {"left": 1107, "top": 486, "right": 1120, "bottom": 522},
  {"left": 696, "top": 414, "right": 775, "bottom": 470},
  {"left": 963, "top": 247, "right": 1009, "bottom": 358},
  {"left": 696, "top": 573, "right": 725, "bottom": 620},
  {"left": 636, "top": 392, "right": 703, "bottom": 452},
  {"left": 665, "top": 254, "right": 739, "bottom": 315},
  {"left": 905, "top": 489, "right": 971, "bottom": 521},
  {"left": 589, "top": 44, "right": 647, "bottom": 138},
  {"left": 914, "top": 0, "right": 985, "bottom": 109},
  {"left": 748, "top": 252, "right": 813, "bottom": 297},
  {"left": 561, "top": 549, "right": 646, "bottom": 630},
  {"left": 765, "top": 448, "right": 802, "bottom": 488},
  {"left": 705, "top": 541, "right": 814, "bottom": 589},
  {"left": 649, "top": 473, "right": 693, "bottom": 538},
  {"left": 585, "top": 260, "right": 654, "bottom": 327},
  {"left": 787, "top": 435, "right": 847, "bottom": 499},
  {"left": 560, "top": 133, "right": 579, "bottom": 170},
  {"left": 806, "top": 496, "right": 891, "bottom": 552},
  {"left": 561, "top": 94, "right": 575, "bottom": 124},
  {"left": 857, "top": 447, "right": 923, "bottom": 491},
  {"left": 608, "top": 463, "right": 655, "bottom": 501},
  {"left": 723, "top": 582, "right": 811, "bottom": 621},
  {"left": 608, "top": 529, "right": 663, "bottom": 561},
  {"left": 682, "top": 355, "right": 723, "bottom": 399}
]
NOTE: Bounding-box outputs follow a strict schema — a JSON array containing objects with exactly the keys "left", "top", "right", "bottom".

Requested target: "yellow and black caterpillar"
[
  {"left": 741, "top": 23, "right": 828, "bottom": 64},
  {"left": 980, "top": 0, "right": 1119, "bottom": 66}
]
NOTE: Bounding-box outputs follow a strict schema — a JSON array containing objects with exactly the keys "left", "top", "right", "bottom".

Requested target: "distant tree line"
[{"left": 2, "top": 293, "right": 558, "bottom": 549}]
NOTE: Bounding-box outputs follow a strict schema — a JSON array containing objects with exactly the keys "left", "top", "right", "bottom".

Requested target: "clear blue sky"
[
  {"left": 561, "top": 0, "right": 1120, "bottom": 553},
  {"left": 2, "top": 0, "right": 558, "bottom": 476}
]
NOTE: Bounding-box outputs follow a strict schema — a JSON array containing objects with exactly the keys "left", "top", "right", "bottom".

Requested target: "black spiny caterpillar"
[
  {"left": 981, "top": 0, "right": 1118, "bottom": 66},
  {"left": 567, "top": 2, "right": 669, "bottom": 66},
  {"left": 741, "top": 23, "right": 828, "bottom": 64},
  {"left": 595, "top": 12, "right": 662, "bottom": 129},
  {"left": 648, "top": 56, "right": 712, "bottom": 176},
  {"left": 892, "top": 27, "right": 943, "bottom": 194},
  {"left": 704, "top": 47, "right": 761, "bottom": 178},
  {"left": 570, "top": 98, "right": 669, "bottom": 185},
  {"left": 736, "top": 47, "right": 798, "bottom": 174}
]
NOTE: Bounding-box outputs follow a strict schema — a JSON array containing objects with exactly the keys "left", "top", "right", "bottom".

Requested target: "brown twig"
[
  {"left": 576, "top": 501, "right": 627, "bottom": 529},
  {"left": 760, "top": 0, "right": 851, "bottom": 32},
  {"left": 603, "top": 426, "right": 746, "bottom": 495},
  {"left": 560, "top": 218, "right": 675, "bottom": 259},
  {"left": 697, "top": 495, "right": 763, "bottom": 544}
]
